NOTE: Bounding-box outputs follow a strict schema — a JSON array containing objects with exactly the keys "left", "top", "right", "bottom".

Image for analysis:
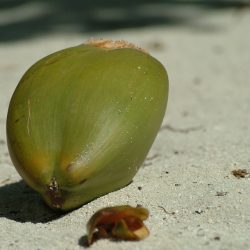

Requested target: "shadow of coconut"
[{"left": 0, "top": 180, "right": 64, "bottom": 223}]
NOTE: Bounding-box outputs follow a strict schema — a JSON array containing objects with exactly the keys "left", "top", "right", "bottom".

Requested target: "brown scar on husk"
[
  {"left": 86, "top": 39, "right": 148, "bottom": 53},
  {"left": 47, "top": 177, "right": 64, "bottom": 209}
]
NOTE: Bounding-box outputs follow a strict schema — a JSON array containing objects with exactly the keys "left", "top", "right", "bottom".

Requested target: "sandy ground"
[{"left": 1, "top": 6, "right": 250, "bottom": 250}]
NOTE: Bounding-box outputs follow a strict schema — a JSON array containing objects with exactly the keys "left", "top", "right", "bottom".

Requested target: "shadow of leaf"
[
  {"left": 0, "top": 180, "right": 64, "bottom": 223},
  {"left": 78, "top": 235, "right": 89, "bottom": 248}
]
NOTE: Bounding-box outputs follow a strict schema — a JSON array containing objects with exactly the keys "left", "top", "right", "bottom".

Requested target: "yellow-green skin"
[{"left": 7, "top": 44, "right": 168, "bottom": 211}]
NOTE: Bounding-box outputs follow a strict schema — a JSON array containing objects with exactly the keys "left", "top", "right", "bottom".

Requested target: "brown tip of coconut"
[{"left": 86, "top": 39, "right": 147, "bottom": 53}]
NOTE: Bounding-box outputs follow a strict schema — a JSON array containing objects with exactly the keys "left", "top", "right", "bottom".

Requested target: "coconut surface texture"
[{"left": 6, "top": 40, "right": 168, "bottom": 211}]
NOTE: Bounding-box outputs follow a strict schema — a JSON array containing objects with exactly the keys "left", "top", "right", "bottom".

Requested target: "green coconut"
[{"left": 6, "top": 40, "right": 169, "bottom": 211}]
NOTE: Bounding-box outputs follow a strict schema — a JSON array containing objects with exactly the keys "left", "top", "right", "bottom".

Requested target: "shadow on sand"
[
  {"left": 0, "top": 180, "right": 64, "bottom": 223},
  {"left": 0, "top": 0, "right": 249, "bottom": 42}
]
